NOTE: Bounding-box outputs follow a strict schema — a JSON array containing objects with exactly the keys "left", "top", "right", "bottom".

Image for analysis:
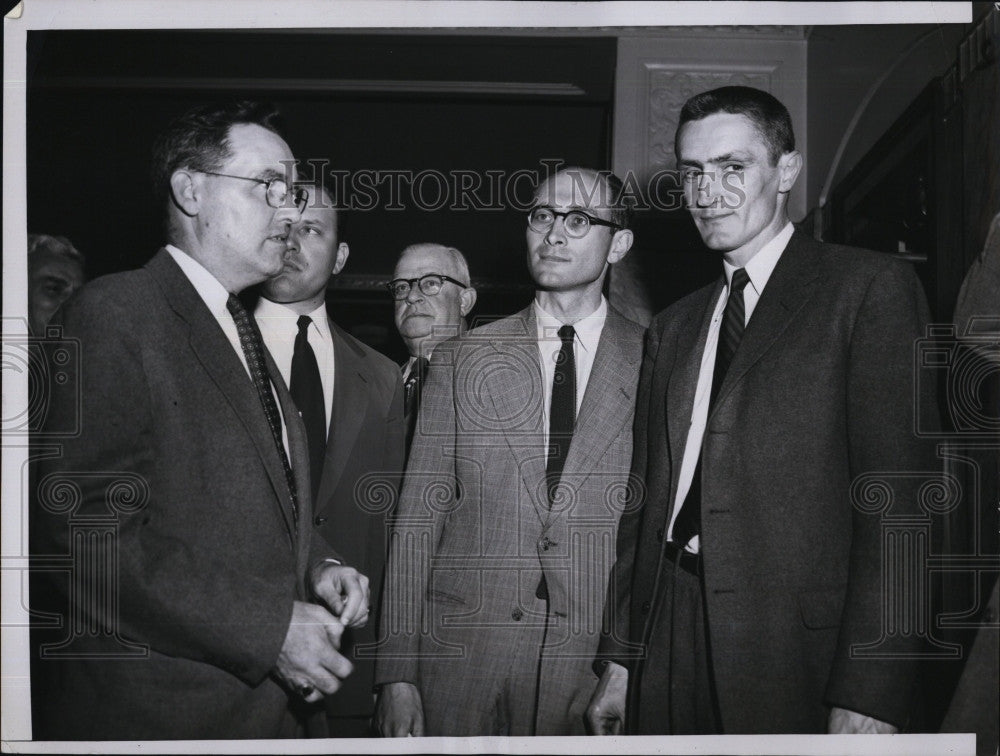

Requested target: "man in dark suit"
[
  {"left": 588, "top": 87, "right": 938, "bottom": 735},
  {"left": 376, "top": 168, "right": 645, "bottom": 736},
  {"left": 30, "top": 101, "right": 369, "bottom": 740},
  {"left": 389, "top": 243, "right": 476, "bottom": 457},
  {"left": 256, "top": 182, "right": 405, "bottom": 736}
]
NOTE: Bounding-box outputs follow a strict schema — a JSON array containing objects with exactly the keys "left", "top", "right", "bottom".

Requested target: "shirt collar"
[
  {"left": 255, "top": 296, "right": 330, "bottom": 342},
  {"left": 165, "top": 244, "right": 231, "bottom": 320},
  {"left": 533, "top": 296, "right": 608, "bottom": 355},
  {"left": 722, "top": 221, "right": 794, "bottom": 297}
]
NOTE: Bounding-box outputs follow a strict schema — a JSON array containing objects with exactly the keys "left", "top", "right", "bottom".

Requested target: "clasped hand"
[{"left": 273, "top": 564, "right": 371, "bottom": 703}]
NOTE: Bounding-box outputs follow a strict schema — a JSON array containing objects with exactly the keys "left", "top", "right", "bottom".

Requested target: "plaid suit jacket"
[{"left": 375, "top": 305, "right": 644, "bottom": 735}]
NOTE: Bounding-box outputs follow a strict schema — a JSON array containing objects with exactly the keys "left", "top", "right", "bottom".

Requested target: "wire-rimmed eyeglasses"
[
  {"left": 199, "top": 171, "right": 309, "bottom": 213},
  {"left": 386, "top": 274, "right": 467, "bottom": 301},
  {"left": 527, "top": 206, "right": 622, "bottom": 238}
]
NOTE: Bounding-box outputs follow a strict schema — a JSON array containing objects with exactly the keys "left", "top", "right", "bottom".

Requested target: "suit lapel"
[
  {"left": 315, "top": 321, "right": 368, "bottom": 513},
  {"left": 147, "top": 250, "right": 296, "bottom": 544},
  {"left": 666, "top": 282, "right": 722, "bottom": 496},
  {"left": 709, "top": 232, "right": 821, "bottom": 416},
  {"left": 551, "top": 310, "right": 639, "bottom": 522},
  {"left": 483, "top": 308, "right": 549, "bottom": 520}
]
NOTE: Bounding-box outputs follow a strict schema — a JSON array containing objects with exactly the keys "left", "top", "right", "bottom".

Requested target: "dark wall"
[{"left": 27, "top": 31, "right": 615, "bottom": 358}]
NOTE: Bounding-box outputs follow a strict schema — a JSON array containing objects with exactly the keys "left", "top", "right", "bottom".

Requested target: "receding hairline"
[
  {"left": 396, "top": 243, "right": 471, "bottom": 285},
  {"left": 534, "top": 167, "right": 606, "bottom": 197}
]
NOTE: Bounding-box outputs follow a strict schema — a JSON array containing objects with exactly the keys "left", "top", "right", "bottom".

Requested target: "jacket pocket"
[
  {"left": 798, "top": 586, "right": 846, "bottom": 629},
  {"left": 426, "top": 588, "right": 467, "bottom": 605}
]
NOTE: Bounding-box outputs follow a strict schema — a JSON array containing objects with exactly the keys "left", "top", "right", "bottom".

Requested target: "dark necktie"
[
  {"left": 539, "top": 324, "right": 577, "bottom": 601},
  {"left": 226, "top": 295, "right": 298, "bottom": 520},
  {"left": 546, "top": 325, "right": 577, "bottom": 500},
  {"left": 403, "top": 357, "right": 428, "bottom": 452},
  {"left": 671, "top": 268, "right": 751, "bottom": 546},
  {"left": 290, "top": 315, "right": 327, "bottom": 501}
]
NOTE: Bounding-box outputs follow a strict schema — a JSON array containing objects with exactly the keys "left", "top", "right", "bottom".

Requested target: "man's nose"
[
  {"left": 404, "top": 285, "right": 424, "bottom": 304},
  {"left": 544, "top": 217, "right": 567, "bottom": 246},
  {"left": 695, "top": 171, "right": 722, "bottom": 208},
  {"left": 273, "top": 202, "right": 300, "bottom": 226}
]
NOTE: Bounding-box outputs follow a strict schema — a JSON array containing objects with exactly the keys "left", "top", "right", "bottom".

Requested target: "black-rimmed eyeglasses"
[
  {"left": 199, "top": 171, "right": 309, "bottom": 213},
  {"left": 527, "top": 206, "right": 622, "bottom": 238},
  {"left": 386, "top": 274, "right": 467, "bottom": 301}
]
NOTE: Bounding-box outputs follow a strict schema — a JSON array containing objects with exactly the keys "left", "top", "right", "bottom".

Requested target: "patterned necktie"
[
  {"left": 404, "top": 357, "right": 428, "bottom": 419},
  {"left": 671, "top": 268, "right": 751, "bottom": 546},
  {"left": 290, "top": 315, "right": 326, "bottom": 501},
  {"left": 226, "top": 295, "right": 298, "bottom": 520},
  {"left": 403, "top": 357, "right": 428, "bottom": 451},
  {"left": 546, "top": 325, "right": 577, "bottom": 502}
]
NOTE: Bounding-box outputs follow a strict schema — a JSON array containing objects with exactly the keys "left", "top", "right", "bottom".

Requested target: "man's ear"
[
  {"left": 778, "top": 150, "right": 803, "bottom": 194},
  {"left": 169, "top": 170, "right": 200, "bottom": 217},
  {"left": 332, "top": 243, "right": 350, "bottom": 276},
  {"left": 459, "top": 286, "right": 477, "bottom": 316},
  {"left": 607, "top": 228, "right": 634, "bottom": 265}
]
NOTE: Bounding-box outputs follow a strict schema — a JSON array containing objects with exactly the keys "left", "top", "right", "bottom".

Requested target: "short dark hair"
[
  {"left": 150, "top": 101, "right": 286, "bottom": 207},
  {"left": 537, "top": 167, "right": 635, "bottom": 230},
  {"left": 677, "top": 86, "right": 795, "bottom": 164}
]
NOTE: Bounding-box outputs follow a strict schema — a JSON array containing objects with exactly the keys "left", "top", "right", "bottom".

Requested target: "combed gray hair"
[
  {"left": 398, "top": 243, "right": 472, "bottom": 286},
  {"left": 28, "top": 234, "right": 85, "bottom": 267}
]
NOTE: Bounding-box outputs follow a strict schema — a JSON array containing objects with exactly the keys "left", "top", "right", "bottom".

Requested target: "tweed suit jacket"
[
  {"left": 376, "top": 305, "right": 644, "bottom": 735},
  {"left": 598, "top": 232, "right": 939, "bottom": 733},
  {"left": 31, "top": 249, "right": 337, "bottom": 740},
  {"left": 310, "top": 318, "right": 405, "bottom": 721}
]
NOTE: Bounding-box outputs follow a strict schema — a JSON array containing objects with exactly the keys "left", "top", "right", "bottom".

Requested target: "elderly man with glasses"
[
  {"left": 387, "top": 243, "right": 477, "bottom": 457},
  {"left": 31, "top": 101, "right": 367, "bottom": 740},
  {"left": 374, "top": 167, "right": 645, "bottom": 736}
]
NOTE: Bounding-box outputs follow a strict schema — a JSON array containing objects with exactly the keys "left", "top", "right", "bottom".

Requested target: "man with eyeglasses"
[
  {"left": 255, "top": 182, "right": 405, "bottom": 736},
  {"left": 375, "top": 167, "right": 644, "bottom": 736},
  {"left": 31, "top": 102, "right": 368, "bottom": 739},
  {"left": 388, "top": 243, "right": 477, "bottom": 457}
]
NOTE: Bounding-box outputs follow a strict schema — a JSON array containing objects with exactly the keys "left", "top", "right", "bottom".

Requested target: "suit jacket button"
[
  {"left": 656, "top": 528, "right": 664, "bottom": 542},
  {"left": 511, "top": 608, "right": 523, "bottom": 621},
  {"left": 314, "top": 516, "right": 328, "bottom": 526},
  {"left": 641, "top": 600, "right": 651, "bottom": 614}
]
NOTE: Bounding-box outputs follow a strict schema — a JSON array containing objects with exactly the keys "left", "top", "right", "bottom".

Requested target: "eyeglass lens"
[{"left": 528, "top": 208, "right": 593, "bottom": 237}]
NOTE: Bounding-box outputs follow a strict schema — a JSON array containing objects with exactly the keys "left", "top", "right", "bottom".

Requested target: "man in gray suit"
[
  {"left": 588, "top": 86, "right": 937, "bottom": 735},
  {"left": 31, "top": 102, "right": 368, "bottom": 739},
  {"left": 375, "top": 167, "right": 645, "bottom": 736}
]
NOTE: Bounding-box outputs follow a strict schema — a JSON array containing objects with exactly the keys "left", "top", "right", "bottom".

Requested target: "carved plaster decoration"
[{"left": 646, "top": 67, "right": 774, "bottom": 174}]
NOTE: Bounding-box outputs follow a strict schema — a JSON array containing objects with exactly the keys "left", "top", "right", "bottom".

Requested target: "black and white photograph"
[{"left": 2, "top": 1, "right": 997, "bottom": 754}]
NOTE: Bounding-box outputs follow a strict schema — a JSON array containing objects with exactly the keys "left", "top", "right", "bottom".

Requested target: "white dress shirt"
[
  {"left": 534, "top": 296, "right": 608, "bottom": 444},
  {"left": 255, "top": 298, "right": 336, "bottom": 436},
  {"left": 165, "top": 244, "right": 290, "bottom": 456},
  {"left": 668, "top": 222, "right": 795, "bottom": 552}
]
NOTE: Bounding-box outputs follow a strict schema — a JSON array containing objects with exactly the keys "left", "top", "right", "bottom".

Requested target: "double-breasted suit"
[
  {"left": 376, "top": 305, "right": 644, "bottom": 735},
  {"left": 599, "top": 233, "right": 939, "bottom": 732},
  {"left": 31, "top": 250, "right": 337, "bottom": 739},
  {"left": 310, "top": 318, "right": 404, "bottom": 724}
]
